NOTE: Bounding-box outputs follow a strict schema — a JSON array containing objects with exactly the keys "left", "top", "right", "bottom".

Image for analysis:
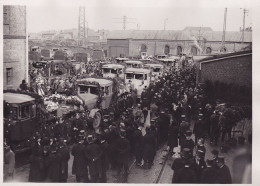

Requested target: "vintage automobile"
[
  {"left": 77, "top": 78, "right": 114, "bottom": 132},
  {"left": 125, "top": 68, "right": 151, "bottom": 98},
  {"left": 125, "top": 60, "right": 143, "bottom": 68},
  {"left": 102, "top": 64, "right": 125, "bottom": 79},
  {"left": 140, "top": 55, "right": 153, "bottom": 62},
  {"left": 4, "top": 92, "right": 37, "bottom": 153},
  {"left": 144, "top": 63, "right": 164, "bottom": 80}
]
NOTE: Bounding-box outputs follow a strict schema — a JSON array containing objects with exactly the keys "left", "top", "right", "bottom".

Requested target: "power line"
[{"left": 113, "top": 16, "right": 136, "bottom": 30}]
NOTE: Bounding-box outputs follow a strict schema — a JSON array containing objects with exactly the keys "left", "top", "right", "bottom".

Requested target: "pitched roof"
[{"left": 107, "top": 30, "right": 252, "bottom": 42}]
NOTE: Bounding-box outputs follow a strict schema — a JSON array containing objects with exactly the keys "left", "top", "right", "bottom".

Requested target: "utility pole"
[
  {"left": 241, "top": 8, "right": 248, "bottom": 44},
  {"left": 113, "top": 16, "right": 136, "bottom": 30},
  {"left": 221, "top": 8, "right": 227, "bottom": 47},
  {"left": 78, "top": 7, "right": 86, "bottom": 46}
]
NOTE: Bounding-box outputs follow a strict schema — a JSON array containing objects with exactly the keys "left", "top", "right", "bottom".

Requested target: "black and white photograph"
[{"left": 2, "top": 0, "right": 257, "bottom": 184}]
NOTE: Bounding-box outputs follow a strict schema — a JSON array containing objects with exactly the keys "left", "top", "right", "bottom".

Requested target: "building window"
[
  {"left": 164, "top": 45, "right": 170, "bottom": 55},
  {"left": 177, "top": 46, "right": 183, "bottom": 55},
  {"left": 206, "top": 47, "right": 212, "bottom": 54},
  {"left": 141, "top": 44, "right": 147, "bottom": 52},
  {"left": 191, "top": 46, "right": 198, "bottom": 56},
  {"left": 6, "top": 68, "right": 13, "bottom": 85}
]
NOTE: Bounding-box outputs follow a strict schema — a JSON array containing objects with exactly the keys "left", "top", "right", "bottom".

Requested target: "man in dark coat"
[
  {"left": 83, "top": 135, "right": 102, "bottom": 183},
  {"left": 58, "top": 140, "right": 70, "bottom": 182},
  {"left": 44, "top": 145, "right": 62, "bottom": 182},
  {"left": 172, "top": 159, "right": 197, "bottom": 183},
  {"left": 211, "top": 149, "right": 219, "bottom": 168},
  {"left": 142, "top": 127, "right": 156, "bottom": 169},
  {"left": 115, "top": 131, "right": 130, "bottom": 175},
  {"left": 191, "top": 150, "right": 206, "bottom": 182},
  {"left": 179, "top": 115, "right": 190, "bottom": 147},
  {"left": 133, "top": 125, "right": 143, "bottom": 166},
  {"left": 28, "top": 150, "right": 45, "bottom": 182},
  {"left": 171, "top": 148, "right": 192, "bottom": 183},
  {"left": 167, "top": 122, "right": 179, "bottom": 155},
  {"left": 201, "top": 159, "right": 218, "bottom": 183},
  {"left": 180, "top": 130, "right": 194, "bottom": 155},
  {"left": 215, "top": 156, "right": 232, "bottom": 184},
  {"left": 193, "top": 114, "right": 206, "bottom": 144},
  {"left": 71, "top": 138, "right": 89, "bottom": 182},
  {"left": 98, "top": 134, "right": 109, "bottom": 182},
  {"left": 158, "top": 111, "right": 170, "bottom": 143},
  {"left": 210, "top": 111, "right": 220, "bottom": 146}
]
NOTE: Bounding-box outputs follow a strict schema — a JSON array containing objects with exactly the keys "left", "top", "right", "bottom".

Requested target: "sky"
[{"left": 2, "top": 0, "right": 254, "bottom": 33}]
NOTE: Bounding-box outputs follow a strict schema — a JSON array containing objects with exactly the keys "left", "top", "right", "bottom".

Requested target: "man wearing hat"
[
  {"left": 211, "top": 149, "right": 219, "bottom": 168},
  {"left": 71, "top": 137, "right": 89, "bottom": 182},
  {"left": 191, "top": 150, "right": 206, "bottom": 182},
  {"left": 83, "top": 135, "right": 102, "bottom": 182},
  {"left": 201, "top": 159, "right": 218, "bottom": 183},
  {"left": 193, "top": 113, "right": 206, "bottom": 144},
  {"left": 44, "top": 145, "right": 62, "bottom": 182},
  {"left": 4, "top": 144, "right": 15, "bottom": 182},
  {"left": 215, "top": 156, "right": 232, "bottom": 183},
  {"left": 179, "top": 115, "right": 190, "bottom": 147},
  {"left": 172, "top": 158, "right": 197, "bottom": 183},
  {"left": 58, "top": 139, "right": 70, "bottom": 182},
  {"left": 98, "top": 133, "right": 109, "bottom": 182},
  {"left": 171, "top": 148, "right": 191, "bottom": 182},
  {"left": 115, "top": 131, "right": 130, "bottom": 176},
  {"left": 133, "top": 124, "right": 143, "bottom": 167},
  {"left": 210, "top": 110, "right": 221, "bottom": 146},
  {"left": 181, "top": 130, "right": 195, "bottom": 154}
]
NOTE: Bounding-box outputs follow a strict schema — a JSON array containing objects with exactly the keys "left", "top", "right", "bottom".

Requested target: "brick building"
[
  {"left": 3, "top": 5, "right": 28, "bottom": 90},
  {"left": 198, "top": 50, "right": 252, "bottom": 88},
  {"left": 107, "top": 28, "right": 252, "bottom": 57}
]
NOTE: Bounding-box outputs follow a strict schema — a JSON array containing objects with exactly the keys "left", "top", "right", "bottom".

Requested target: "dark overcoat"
[
  {"left": 168, "top": 125, "right": 179, "bottom": 148},
  {"left": 45, "top": 152, "right": 62, "bottom": 182},
  {"left": 215, "top": 165, "right": 232, "bottom": 184},
  {"left": 142, "top": 133, "right": 156, "bottom": 162},
  {"left": 28, "top": 154, "right": 45, "bottom": 182},
  {"left": 58, "top": 146, "right": 70, "bottom": 181},
  {"left": 71, "top": 143, "right": 88, "bottom": 176},
  {"left": 201, "top": 167, "right": 218, "bottom": 183}
]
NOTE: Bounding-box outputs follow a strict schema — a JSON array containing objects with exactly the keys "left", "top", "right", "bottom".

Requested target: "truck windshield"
[
  {"left": 103, "top": 68, "right": 110, "bottom": 73},
  {"left": 126, "top": 73, "right": 134, "bottom": 79},
  {"left": 135, "top": 74, "right": 144, "bottom": 80},
  {"left": 153, "top": 68, "right": 161, "bottom": 72},
  {"left": 111, "top": 69, "right": 117, "bottom": 74}
]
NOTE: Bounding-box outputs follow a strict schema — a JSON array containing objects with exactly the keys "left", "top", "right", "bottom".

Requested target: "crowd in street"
[{"left": 4, "top": 60, "right": 251, "bottom": 183}]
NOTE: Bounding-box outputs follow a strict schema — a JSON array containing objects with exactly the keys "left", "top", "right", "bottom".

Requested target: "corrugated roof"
[{"left": 107, "top": 30, "right": 252, "bottom": 42}]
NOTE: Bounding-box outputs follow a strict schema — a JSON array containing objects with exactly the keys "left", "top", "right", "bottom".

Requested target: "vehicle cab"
[
  {"left": 4, "top": 92, "right": 37, "bottom": 153},
  {"left": 125, "top": 60, "right": 143, "bottom": 68},
  {"left": 125, "top": 68, "right": 151, "bottom": 98},
  {"left": 144, "top": 63, "right": 164, "bottom": 80},
  {"left": 102, "top": 64, "right": 125, "bottom": 79},
  {"left": 77, "top": 78, "right": 113, "bottom": 110}
]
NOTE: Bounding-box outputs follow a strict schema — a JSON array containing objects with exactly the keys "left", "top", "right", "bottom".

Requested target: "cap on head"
[
  {"left": 206, "top": 159, "right": 214, "bottom": 166},
  {"left": 216, "top": 156, "right": 225, "bottom": 163},
  {"left": 185, "top": 130, "right": 192, "bottom": 136}
]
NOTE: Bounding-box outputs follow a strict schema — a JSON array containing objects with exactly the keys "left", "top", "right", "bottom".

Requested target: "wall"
[
  {"left": 108, "top": 38, "right": 251, "bottom": 57},
  {"left": 107, "top": 39, "right": 129, "bottom": 57},
  {"left": 3, "top": 6, "right": 27, "bottom": 90},
  {"left": 199, "top": 53, "right": 252, "bottom": 88}
]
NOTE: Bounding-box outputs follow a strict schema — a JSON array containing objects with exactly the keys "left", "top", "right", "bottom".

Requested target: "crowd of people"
[{"left": 4, "top": 59, "right": 251, "bottom": 183}]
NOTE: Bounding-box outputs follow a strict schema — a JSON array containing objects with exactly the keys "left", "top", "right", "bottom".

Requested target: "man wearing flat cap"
[
  {"left": 180, "top": 130, "right": 195, "bottom": 154},
  {"left": 201, "top": 159, "right": 218, "bottom": 183},
  {"left": 83, "top": 135, "right": 102, "bottom": 182},
  {"left": 191, "top": 150, "right": 206, "bottom": 182},
  {"left": 215, "top": 156, "right": 232, "bottom": 183},
  {"left": 171, "top": 148, "right": 192, "bottom": 183}
]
